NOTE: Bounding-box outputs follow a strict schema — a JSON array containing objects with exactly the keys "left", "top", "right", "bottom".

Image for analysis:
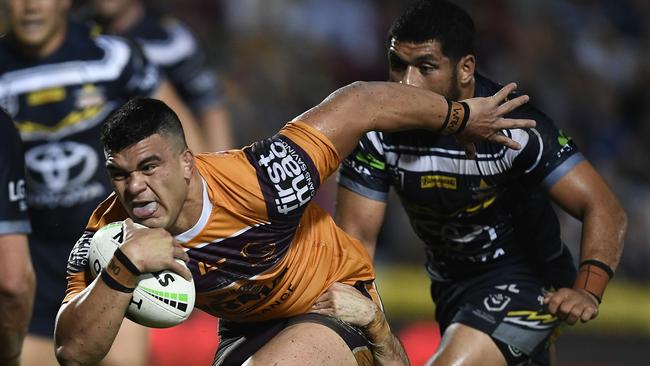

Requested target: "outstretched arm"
[
  {"left": 310, "top": 283, "right": 410, "bottom": 366},
  {"left": 544, "top": 161, "right": 627, "bottom": 325},
  {"left": 295, "top": 81, "right": 534, "bottom": 159}
]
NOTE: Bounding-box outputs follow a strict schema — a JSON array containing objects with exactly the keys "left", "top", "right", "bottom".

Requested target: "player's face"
[
  {"left": 93, "top": 0, "right": 137, "bottom": 19},
  {"left": 7, "top": 0, "right": 70, "bottom": 53},
  {"left": 105, "top": 134, "right": 194, "bottom": 230},
  {"left": 388, "top": 38, "right": 462, "bottom": 100}
]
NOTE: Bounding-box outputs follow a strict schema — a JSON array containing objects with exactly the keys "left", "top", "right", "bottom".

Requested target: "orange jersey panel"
[{"left": 64, "top": 121, "right": 376, "bottom": 322}]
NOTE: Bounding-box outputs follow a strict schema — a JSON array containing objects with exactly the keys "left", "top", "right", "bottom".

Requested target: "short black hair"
[
  {"left": 101, "top": 97, "right": 187, "bottom": 153},
  {"left": 388, "top": 0, "right": 475, "bottom": 62}
]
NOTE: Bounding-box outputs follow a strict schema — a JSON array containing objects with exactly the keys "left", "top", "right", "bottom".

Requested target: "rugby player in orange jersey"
[{"left": 54, "top": 80, "right": 535, "bottom": 365}]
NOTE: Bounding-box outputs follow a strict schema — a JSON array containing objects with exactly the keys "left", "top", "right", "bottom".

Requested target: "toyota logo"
[{"left": 25, "top": 142, "right": 99, "bottom": 192}]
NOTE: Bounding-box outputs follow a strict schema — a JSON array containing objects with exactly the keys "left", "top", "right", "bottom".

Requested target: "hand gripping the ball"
[{"left": 119, "top": 218, "right": 192, "bottom": 281}]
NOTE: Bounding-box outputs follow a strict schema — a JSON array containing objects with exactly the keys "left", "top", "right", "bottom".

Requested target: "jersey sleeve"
[
  {"left": 242, "top": 121, "right": 339, "bottom": 222},
  {"left": 157, "top": 19, "right": 224, "bottom": 112},
  {"left": 506, "top": 106, "right": 584, "bottom": 189},
  {"left": 0, "top": 109, "right": 31, "bottom": 235},
  {"left": 100, "top": 35, "right": 162, "bottom": 98},
  {"left": 63, "top": 194, "right": 128, "bottom": 303},
  {"left": 338, "top": 131, "right": 391, "bottom": 202}
]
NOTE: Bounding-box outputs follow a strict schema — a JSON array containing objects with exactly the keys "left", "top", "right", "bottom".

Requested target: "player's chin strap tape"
[
  {"left": 573, "top": 259, "right": 614, "bottom": 304},
  {"left": 114, "top": 248, "right": 142, "bottom": 276},
  {"left": 439, "top": 99, "right": 470, "bottom": 136}
]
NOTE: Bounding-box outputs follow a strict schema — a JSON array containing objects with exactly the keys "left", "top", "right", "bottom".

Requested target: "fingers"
[
  {"left": 489, "top": 134, "right": 522, "bottom": 150},
  {"left": 170, "top": 260, "right": 193, "bottom": 282},
  {"left": 491, "top": 82, "right": 518, "bottom": 104},
  {"left": 545, "top": 290, "right": 599, "bottom": 325},
  {"left": 581, "top": 306, "right": 598, "bottom": 323},
  {"left": 496, "top": 94, "right": 530, "bottom": 115},
  {"left": 495, "top": 118, "right": 536, "bottom": 130},
  {"left": 172, "top": 244, "right": 190, "bottom": 263},
  {"left": 123, "top": 218, "right": 136, "bottom": 236}
]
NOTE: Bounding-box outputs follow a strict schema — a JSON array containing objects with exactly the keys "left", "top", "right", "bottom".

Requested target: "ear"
[
  {"left": 180, "top": 149, "right": 194, "bottom": 180},
  {"left": 457, "top": 54, "right": 476, "bottom": 86}
]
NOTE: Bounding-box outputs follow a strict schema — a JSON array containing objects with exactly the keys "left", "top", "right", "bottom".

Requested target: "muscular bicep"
[
  {"left": 295, "top": 82, "right": 448, "bottom": 159},
  {"left": 547, "top": 160, "right": 621, "bottom": 220},
  {"left": 335, "top": 187, "right": 387, "bottom": 260}
]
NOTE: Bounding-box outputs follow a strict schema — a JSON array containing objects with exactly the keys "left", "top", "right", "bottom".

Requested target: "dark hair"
[
  {"left": 100, "top": 97, "right": 187, "bottom": 153},
  {"left": 388, "top": 0, "right": 475, "bottom": 62}
]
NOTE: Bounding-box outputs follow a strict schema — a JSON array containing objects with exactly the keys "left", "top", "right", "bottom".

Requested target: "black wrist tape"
[
  {"left": 114, "top": 248, "right": 142, "bottom": 276},
  {"left": 442, "top": 101, "right": 470, "bottom": 135},
  {"left": 101, "top": 269, "right": 135, "bottom": 293},
  {"left": 455, "top": 102, "right": 470, "bottom": 134}
]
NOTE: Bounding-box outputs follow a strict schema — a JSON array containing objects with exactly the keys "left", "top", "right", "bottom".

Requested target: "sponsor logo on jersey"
[
  {"left": 257, "top": 139, "right": 316, "bottom": 215},
  {"left": 421, "top": 174, "right": 457, "bottom": 189},
  {"left": 27, "top": 87, "right": 66, "bottom": 106},
  {"left": 74, "top": 84, "right": 106, "bottom": 109},
  {"left": 504, "top": 310, "right": 557, "bottom": 330},
  {"left": 7, "top": 179, "right": 27, "bottom": 211},
  {"left": 24, "top": 141, "right": 105, "bottom": 207}
]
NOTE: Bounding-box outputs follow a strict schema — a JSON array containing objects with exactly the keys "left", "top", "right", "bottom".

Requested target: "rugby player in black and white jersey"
[
  {"left": 1, "top": 0, "right": 204, "bottom": 365},
  {"left": 89, "top": 0, "right": 234, "bottom": 151},
  {"left": 336, "top": 1, "right": 627, "bottom": 365},
  {"left": 0, "top": 108, "right": 35, "bottom": 366}
]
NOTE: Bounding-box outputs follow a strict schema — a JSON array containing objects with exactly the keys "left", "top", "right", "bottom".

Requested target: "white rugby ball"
[{"left": 89, "top": 221, "right": 195, "bottom": 328}]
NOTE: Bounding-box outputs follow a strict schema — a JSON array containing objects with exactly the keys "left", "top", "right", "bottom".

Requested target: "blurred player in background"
[
  {"left": 0, "top": 108, "right": 36, "bottom": 366},
  {"left": 336, "top": 1, "right": 627, "bottom": 365},
  {"left": 90, "top": 0, "right": 234, "bottom": 151},
  {"left": 0, "top": 0, "right": 205, "bottom": 365}
]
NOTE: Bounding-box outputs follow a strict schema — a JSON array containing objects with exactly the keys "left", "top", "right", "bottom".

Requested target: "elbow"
[
  {"left": 56, "top": 344, "right": 86, "bottom": 366},
  {"left": 0, "top": 265, "right": 36, "bottom": 304},
  {"left": 55, "top": 333, "right": 94, "bottom": 366}
]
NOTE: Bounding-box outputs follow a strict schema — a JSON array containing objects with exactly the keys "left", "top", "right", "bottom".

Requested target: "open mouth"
[{"left": 131, "top": 201, "right": 158, "bottom": 219}]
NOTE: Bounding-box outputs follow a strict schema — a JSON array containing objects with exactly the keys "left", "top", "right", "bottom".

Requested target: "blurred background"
[
  {"left": 4, "top": 0, "right": 650, "bottom": 364},
  {"left": 85, "top": 0, "right": 650, "bottom": 365}
]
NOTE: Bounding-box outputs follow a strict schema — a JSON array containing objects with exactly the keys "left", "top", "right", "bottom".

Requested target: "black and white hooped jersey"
[
  {"left": 115, "top": 14, "right": 224, "bottom": 113},
  {"left": 0, "top": 108, "right": 30, "bottom": 236},
  {"left": 0, "top": 21, "right": 161, "bottom": 241},
  {"left": 339, "top": 74, "right": 583, "bottom": 282}
]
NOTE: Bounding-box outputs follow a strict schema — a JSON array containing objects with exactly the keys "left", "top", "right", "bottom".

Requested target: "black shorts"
[
  {"left": 213, "top": 313, "right": 373, "bottom": 366},
  {"left": 28, "top": 236, "right": 73, "bottom": 337},
  {"left": 431, "top": 264, "right": 568, "bottom": 366}
]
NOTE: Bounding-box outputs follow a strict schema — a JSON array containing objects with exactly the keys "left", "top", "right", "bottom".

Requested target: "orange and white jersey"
[{"left": 64, "top": 121, "right": 377, "bottom": 322}]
